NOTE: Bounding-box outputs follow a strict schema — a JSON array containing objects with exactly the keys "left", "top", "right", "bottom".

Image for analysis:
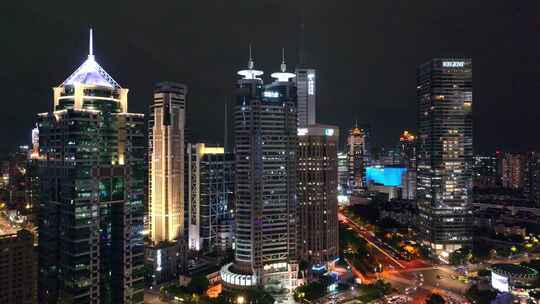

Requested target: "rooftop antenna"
[
  {"left": 271, "top": 48, "right": 295, "bottom": 81},
  {"left": 248, "top": 44, "right": 254, "bottom": 69},
  {"left": 89, "top": 28, "right": 94, "bottom": 60},
  {"left": 238, "top": 44, "right": 263, "bottom": 79},
  {"left": 281, "top": 48, "right": 286, "bottom": 72}
]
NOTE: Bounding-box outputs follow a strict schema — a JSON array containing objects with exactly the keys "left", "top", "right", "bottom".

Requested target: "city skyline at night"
[{"left": 3, "top": 2, "right": 540, "bottom": 304}]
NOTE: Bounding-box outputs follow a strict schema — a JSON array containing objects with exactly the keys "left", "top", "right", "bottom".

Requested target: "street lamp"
[{"left": 237, "top": 296, "right": 245, "bottom": 304}]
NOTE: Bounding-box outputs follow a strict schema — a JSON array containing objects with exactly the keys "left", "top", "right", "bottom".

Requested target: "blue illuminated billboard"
[{"left": 366, "top": 166, "right": 407, "bottom": 187}]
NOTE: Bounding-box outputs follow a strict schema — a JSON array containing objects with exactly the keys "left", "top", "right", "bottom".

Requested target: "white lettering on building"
[
  {"left": 442, "top": 61, "right": 465, "bottom": 68},
  {"left": 307, "top": 73, "right": 315, "bottom": 95}
]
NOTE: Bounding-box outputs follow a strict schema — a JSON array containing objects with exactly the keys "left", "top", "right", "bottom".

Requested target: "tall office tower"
[
  {"left": 295, "top": 68, "right": 316, "bottom": 127},
  {"left": 499, "top": 152, "right": 525, "bottom": 189},
  {"left": 37, "top": 30, "right": 145, "bottom": 303},
  {"left": 347, "top": 124, "right": 368, "bottom": 193},
  {"left": 187, "top": 143, "right": 234, "bottom": 253},
  {"left": 399, "top": 130, "right": 416, "bottom": 169},
  {"left": 416, "top": 58, "right": 473, "bottom": 254},
  {"left": 220, "top": 52, "right": 298, "bottom": 290},
  {"left": 399, "top": 131, "right": 417, "bottom": 200},
  {"left": 472, "top": 154, "right": 499, "bottom": 189},
  {"left": 147, "top": 82, "right": 187, "bottom": 283},
  {"left": 0, "top": 229, "right": 36, "bottom": 304},
  {"left": 337, "top": 152, "right": 349, "bottom": 193},
  {"left": 297, "top": 125, "right": 339, "bottom": 269}
]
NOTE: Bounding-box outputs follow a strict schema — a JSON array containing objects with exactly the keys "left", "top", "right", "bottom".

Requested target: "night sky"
[{"left": 2, "top": 0, "right": 540, "bottom": 155}]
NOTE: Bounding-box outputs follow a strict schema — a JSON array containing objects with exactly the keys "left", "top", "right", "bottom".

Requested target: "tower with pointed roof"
[{"left": 37, "top": 29, "right": 145, "bottom": 303}]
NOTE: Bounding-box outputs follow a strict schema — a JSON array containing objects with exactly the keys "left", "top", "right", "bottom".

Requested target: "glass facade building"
[
  {"left": 416, "top": 58, "right": 473, "bottom": 254},
  {"left": 187, "top": 144, "right": 234, "bottom": 253},
  {"left": 222, "top": 59, "right": 298, "bottom": 290},
  {"left": 297, "top": 125, "right": 339, "bottom": 269},
  {"left": 37, "top": 36, "right": 145, "bottom": 303}
]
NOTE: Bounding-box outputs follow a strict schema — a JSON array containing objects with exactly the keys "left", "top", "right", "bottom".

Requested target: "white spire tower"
[
  {"left": 59, "top": 28, "right": 121, "bottom": 89},
  {"left": 271, "top": 48, "right": 295, "bottom": 82},
  {"left": 89, "top": 28, "right": 94, "bottom": 60},
  {"left": 238, "top": 44, "right": 263, "bottom": 80}
]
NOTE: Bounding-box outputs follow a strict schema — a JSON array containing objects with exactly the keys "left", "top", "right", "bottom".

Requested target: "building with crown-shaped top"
[
  {"left": 37, "top": 29, "right": 145, "bottom": 304},
  {"left": 220, "top": 49, "right": 299, "bottom": 291}
]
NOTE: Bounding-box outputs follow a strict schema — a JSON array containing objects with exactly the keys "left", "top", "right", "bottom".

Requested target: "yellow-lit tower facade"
[
  {"left": 146, "top": 82, "right": 187, "bottom": 285},
  {"left": 149, "top": 82, "right": 187, "bottom": 244}
]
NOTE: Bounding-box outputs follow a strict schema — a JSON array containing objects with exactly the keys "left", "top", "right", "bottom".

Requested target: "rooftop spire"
[
  {"left": 60, "top": 28, "right": 121, "bottom": 88},
  {"left": 89, "top": 28, "right": 94, "bottom": 60},
  {"left": 271, "top": 48, "right": 295, "bottom": 82},
  {"left": 238, "top": 44, "right": 263, "bottom": 80},
  {"left": 281, "top": 48, "right": 286, "bottom": 72},
  {"left": 248, "top": 44, "right": 254, "bottom": 69}
]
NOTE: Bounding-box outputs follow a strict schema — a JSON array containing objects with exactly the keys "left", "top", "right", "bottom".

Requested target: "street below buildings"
[{"left": 339, "top": 212, "right": 471, "bottom": 303}]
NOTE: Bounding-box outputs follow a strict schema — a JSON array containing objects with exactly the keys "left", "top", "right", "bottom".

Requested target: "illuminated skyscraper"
[
  {"left": 220, "top": 50, "right": 298, "bottom": 290},
  {"left": 187, "top": 143, "right": 234, "bottom": 253},
  {"left": 297, "top": 125, "right": 339, "bottom": 269},
  {"left": 347, "top": 124, "right": 369, "bottom": 193},
  {"left": 399, "top": 130, "right": 417, "bottom": 200},
  {"left": 149, "top": 82, "right": 186, "bottom": 243},
  {"left": 416, "top": 58, "right": 473, "bottom": 254},
  {"left": 399, "top": 130, "right": 416, "bottom": 169},
  {"left": 37, "top": 30, "right": 145, "bottom": 303},
  {"left": 295, "top": 68, "right": 316, "bottom": 127},
  {"left": 147, "top": 82, "right": 187, "bottom": 283}
]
